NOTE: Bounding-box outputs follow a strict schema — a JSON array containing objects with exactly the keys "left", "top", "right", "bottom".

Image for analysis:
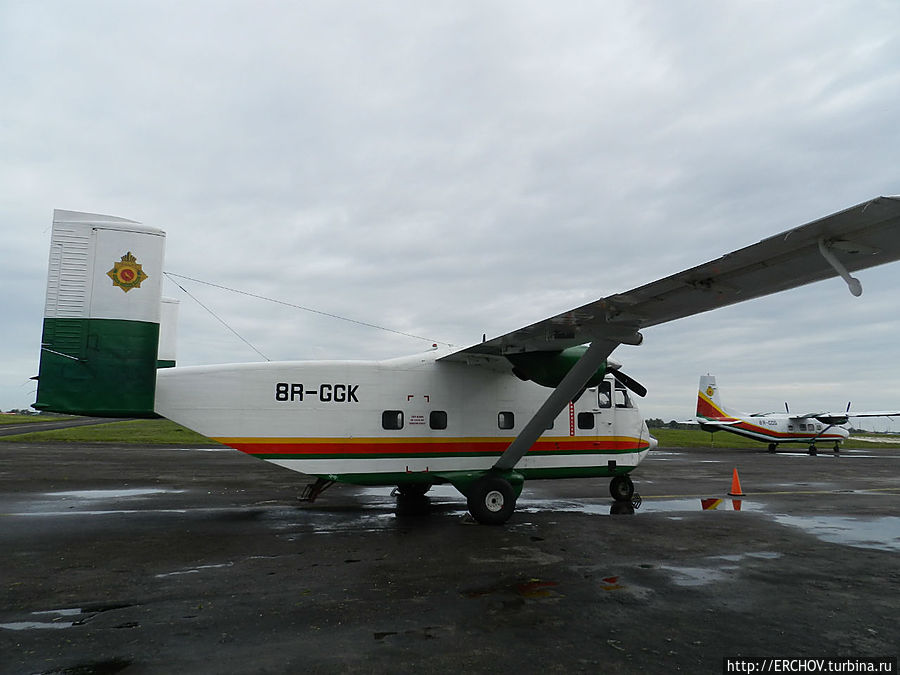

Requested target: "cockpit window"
[
  {"left": 598, "top": 381, "right": 612, "bottom": 409},
  {"left": 614, "top": 385, "right": 632, "bottom": 408}
]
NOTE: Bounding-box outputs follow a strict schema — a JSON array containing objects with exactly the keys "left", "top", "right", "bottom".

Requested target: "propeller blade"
[{"left": 611, "top": 369, "right": 648, "bottom": 398}]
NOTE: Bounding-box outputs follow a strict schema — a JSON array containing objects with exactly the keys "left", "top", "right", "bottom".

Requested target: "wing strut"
[
  {"left": 818, "top": 238, "right": 863, "bottom": 297},
  {"left": 492, "top": 340, "right": 617, "bottom": 472}
]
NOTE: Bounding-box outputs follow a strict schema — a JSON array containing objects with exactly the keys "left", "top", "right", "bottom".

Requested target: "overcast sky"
[{"left": 3, "top": 1, "right": 900, "bottom": 430}]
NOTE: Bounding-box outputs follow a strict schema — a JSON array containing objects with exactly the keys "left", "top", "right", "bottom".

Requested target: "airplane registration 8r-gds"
[
  {"left": 695, "top": 374, "right": 900, "bottom": 454},
  {"left": 34, "top": 197, "right": 900, "bottom": 524}
]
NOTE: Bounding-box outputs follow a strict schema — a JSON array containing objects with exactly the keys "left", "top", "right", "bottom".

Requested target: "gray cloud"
[{"left": 3, "top": 1, "right": 899, "bottom": 429}]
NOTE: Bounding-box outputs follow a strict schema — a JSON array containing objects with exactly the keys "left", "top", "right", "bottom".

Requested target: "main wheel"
[
  {"left": 767, "top": 443, "right": 777, "bottom": 453},
  {"left": 395, "top": 483, "right": 431, "bottom": 497},
  {"left": 466, "top": 475, "right": 516, "bottom": 525},
  {"left": 808, "top": 445, "right": 818, "bottom": 456},
  {"left": 609, "top": 475, "right": 634, "bottom": 502}
]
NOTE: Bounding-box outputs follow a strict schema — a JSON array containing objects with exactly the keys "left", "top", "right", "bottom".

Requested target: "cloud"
[{"left": 2, "top": 1, "right": 900, "bottom": 431}]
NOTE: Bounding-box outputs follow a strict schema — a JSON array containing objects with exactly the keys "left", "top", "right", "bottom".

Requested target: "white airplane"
[
  {"left": 34, "top": 197, "right": 900, "bottom": 524},
  {"left": 696, "top": 374, "right": 900, "bottom": 454}
]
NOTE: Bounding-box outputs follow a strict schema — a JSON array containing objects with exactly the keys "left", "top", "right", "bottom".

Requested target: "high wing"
[
  {"left": 800, "top": 411, "right": 900, "bottom": 425},
  {"left": 440, "top": 196, "right": 900, "bottom": 362}
]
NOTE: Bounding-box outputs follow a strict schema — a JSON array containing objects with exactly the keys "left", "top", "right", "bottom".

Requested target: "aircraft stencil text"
[{"left": 275, "top": 383, "right": 359, "bottom": 403}]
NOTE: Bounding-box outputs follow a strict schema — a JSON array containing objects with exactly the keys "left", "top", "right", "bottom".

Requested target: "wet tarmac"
[{"left": 1, "top": 442, "right": 898, "bottom": 674}]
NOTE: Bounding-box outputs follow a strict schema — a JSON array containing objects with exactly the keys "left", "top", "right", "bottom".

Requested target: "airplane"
[
  {"left": 33, "top": 196, "right": 900, "bottom": 524},
  {"left": 695, "top": 374, "right": 900, "bottom": 454}
]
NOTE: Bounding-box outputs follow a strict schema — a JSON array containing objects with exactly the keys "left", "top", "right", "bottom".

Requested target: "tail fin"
[
  {"left": 697, "top": 374, "right": 732, "bottom": 419},
  {"left": 34, "top": 210, "right": 166, "bottom": 417}
]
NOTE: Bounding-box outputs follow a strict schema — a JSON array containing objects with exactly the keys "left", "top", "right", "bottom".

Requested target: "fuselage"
[
  {"left": 699, "top": 413, "right": 850, "bottom": 444},
  {"left": 155, "top": 350, "right": 656, "bottom": 485}
]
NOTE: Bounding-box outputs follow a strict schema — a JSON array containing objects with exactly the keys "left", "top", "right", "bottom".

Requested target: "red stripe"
[{"left": 230, "top": 438, "right": 647, "bottom": 456}]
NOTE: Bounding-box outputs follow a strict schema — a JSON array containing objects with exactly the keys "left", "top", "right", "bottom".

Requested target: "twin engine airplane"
[
  {"left": 34, "top": 196, "right": 900, "bottom": 523},
  {"left": 695, "top": 374, "right": 899, "bottom": 454}
]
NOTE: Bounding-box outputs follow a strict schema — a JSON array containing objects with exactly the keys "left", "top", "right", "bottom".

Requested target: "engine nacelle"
[{"left": 506, "top": 346, "right": 607, "bottom": 389}]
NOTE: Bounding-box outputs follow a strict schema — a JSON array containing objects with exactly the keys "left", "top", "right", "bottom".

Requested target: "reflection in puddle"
[
  {"left": 773, "top": 514, "right": 900, "bottom": 552},
  {"left": 639, "top": 498, "right": 762, "bottom": 513}
]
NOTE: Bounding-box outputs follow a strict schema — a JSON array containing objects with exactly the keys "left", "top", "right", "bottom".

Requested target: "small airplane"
[
  {"left": 33, "top": 196, "right": 900, "bottom": 523},
  {"left": 695, "top": 374, "right": 900, "bottom": 454}
]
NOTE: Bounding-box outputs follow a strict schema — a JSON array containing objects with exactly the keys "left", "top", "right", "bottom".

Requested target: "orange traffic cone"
[{"left": 728, "top": 468, "right": 743, "bottom": 496}]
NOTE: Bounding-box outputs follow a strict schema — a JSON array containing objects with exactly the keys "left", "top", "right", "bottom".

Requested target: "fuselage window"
[
  {"left": 498, "top": 411, "right": 515, "bottom": 430},
  {"left": 788, "top": 424, "right": 794, "bottom": 431},
  {"left": 598, "top": 381, "right": 612, "bottom": 409},
  {"left": 430, "top": 410, "right": 448, "bottom": 430},
  {"left": 816, "top": 424, "right": 822, "bottom": 431},
  {"left": 382, "top": 410, "right": 404, "bottom": 430},
  {"left": 577, "top": 412, "right": 595, "bottom": 430}
]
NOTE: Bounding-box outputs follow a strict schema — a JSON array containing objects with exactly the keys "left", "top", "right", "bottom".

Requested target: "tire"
[
  {"left": 466, "top": 475, "right": 516, "bottom": 525},
  {"left": 609, "top": 475, "right": 634, "bottom": 502},
  {"left": 396, "top": 483, "right": 431, "bottom": 497}
]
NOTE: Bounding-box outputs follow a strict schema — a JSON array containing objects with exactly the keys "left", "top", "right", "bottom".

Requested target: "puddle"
[
  {"left": 4, "top": 487, "right": 189, "bottom": 517},
  {"left": 46, "top": 489, "right": 183, "bottom": 499},
  {"left": 773, "top": 514, "right": 900, "bottom": 552},
  {"left": 156, "top": 562, "right": 234, "bottom": 578},
  {"left": 0, "top": 608, "right": 83, "bottom": 631},
  {"left": 9, "top": 508, "right": 188, "bottom": 517},
  {"left": 361, "top": 485, "right": 460, "bottom": 499},
  {"left": 640, "top": 498, "right": 762, "bottom": 513},
  {"left": 361, "top": 488, "right": 760, "bottom": 518},
  {"left": 716, "top": 551, "right": 782, "bottom": 561},
  {"left": 659, "top": 564, "right": 731, "bottom": 587},
  {"left": 659, "top": 551, "right": 782, "bottom": 588}
]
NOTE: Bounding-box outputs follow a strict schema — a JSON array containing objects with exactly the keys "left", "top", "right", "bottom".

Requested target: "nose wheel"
[{"left": 609, "top": 475, "right": 635, "bottom": 502}]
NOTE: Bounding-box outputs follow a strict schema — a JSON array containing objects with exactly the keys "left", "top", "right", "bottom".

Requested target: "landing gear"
[
  {"left": 833, "top": 442, "right": 841, "bottom": 454},
  {"left": 609, "top": 475, "right": 635, "bottom": 502},
  {"left": 466, "top": 475, "right": 517, "bottom": 525},
  {"left": 394, "top": 483, "right": 431, "bottom": 497},
  {"left": 767, "top": 443, "right": 778, "bottom": 453},
  {"left": 300, "top": 478, "right": 335, "bottom": 502},
  {"left": 808, "top": 445, "right": 818, "bottom": 456}
]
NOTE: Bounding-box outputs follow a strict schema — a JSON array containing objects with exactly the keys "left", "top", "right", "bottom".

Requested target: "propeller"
[{"left": 609, "top": 368, "right": 648, "bottom": 398}]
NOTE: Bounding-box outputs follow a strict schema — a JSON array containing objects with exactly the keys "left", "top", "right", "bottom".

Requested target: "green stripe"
[
  {"left": 34, "top": 317, "right": 159, "bottom": 418},
  {"left": 303, "top": 465, "right": 636, "bottom": 486},
  {"left": 251, "top": 447, "right": 646, "bottom": 460}
]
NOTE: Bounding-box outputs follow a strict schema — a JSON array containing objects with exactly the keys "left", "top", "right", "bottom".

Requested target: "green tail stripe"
[{"left": 34, "top": 317, "right": 159, "bottom": 418}]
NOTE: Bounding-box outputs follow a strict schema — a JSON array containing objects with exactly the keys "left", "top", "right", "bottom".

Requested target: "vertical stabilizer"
[
  {"left": 34, "top": 210, "right": 166, "bottom": 417},
  {"left": 696, "top": 375, "right": 736, "bottom": 419}
]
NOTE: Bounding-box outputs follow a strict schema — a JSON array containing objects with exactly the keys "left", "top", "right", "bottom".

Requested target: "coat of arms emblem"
[{"left": 107, "top": 251, "right": 148, "bottom": 292}]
